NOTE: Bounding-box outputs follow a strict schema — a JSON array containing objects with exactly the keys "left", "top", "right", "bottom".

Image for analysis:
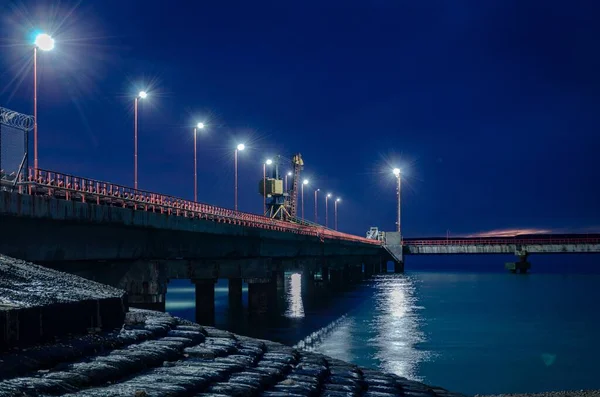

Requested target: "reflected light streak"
[
  {"left": 372, "top": 275, "right": 430, "bottom": 381},
  {"left": 284, "top": 273, "right": 305, "bottom": 318}
]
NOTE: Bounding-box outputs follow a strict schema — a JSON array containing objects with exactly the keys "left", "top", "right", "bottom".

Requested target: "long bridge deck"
[
  {"left": 403, "top": 235, "right": 600, "bottom": 254},
  {"left": 6, "top": 168, "right": 379, "bottom": 246}
]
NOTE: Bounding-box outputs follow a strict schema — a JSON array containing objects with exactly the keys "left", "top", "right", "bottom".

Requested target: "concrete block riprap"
[
  {"left": 0, "top": 254, "right": 127, "bottom": 352},
  {"left": 0, "top": 309, "right": 466, "bottom": 396}
]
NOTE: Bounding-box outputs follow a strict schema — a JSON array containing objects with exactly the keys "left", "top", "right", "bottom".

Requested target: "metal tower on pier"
[{"left": 258, "top": 153, "right": 303, "bottom": 221}]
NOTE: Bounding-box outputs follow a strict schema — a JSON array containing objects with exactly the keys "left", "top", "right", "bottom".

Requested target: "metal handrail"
[
  {"left": 404, "top": 238, "right": 600, "bottom": 246},
  {"left": 24, "top": 168, "right": 382, "bottom": 246}
]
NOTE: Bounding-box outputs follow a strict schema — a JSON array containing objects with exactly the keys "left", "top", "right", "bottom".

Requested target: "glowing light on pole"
[
  {"left": 33, "top": 32, "right": 55, "bottom": 175},
  {"left": 263, "top": 159, "right": 273, "bottom": 215},
  {"left": 234, "top": 143, "right": 245, "bottom": 211},
  {"left": 325, "top": 193, "right": 332, "bottom": 228},
  {"left": 334, "top": 197, "right": 341, "bottom": 231},
  {"left": 314, "top": 188, "right": 320, "bottom": 223},
  {"left": 134, "top": 91, "right": 148, "bottom": 189},
  {"left": 193, "top": 122, "right": 205, "bottom": 202},
  {"left": 393, "top": 168, "right": 401, "bottom": 235},
  {"left": 301, "top": 179, "right": 309, "bottom": 220}
]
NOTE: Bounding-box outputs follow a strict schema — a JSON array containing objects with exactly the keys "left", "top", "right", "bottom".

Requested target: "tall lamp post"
[
  {"left": 263, "top": 159, "right": 273, "bottom": 215},
  {"left": 301, "top": 179, "right": 309, "bottom": 220},
  {"left": 334, "top": 198, "right": 341, "bottom": 231},
  {"left": 33, "top": 33, "right": 55, "bottom": 175},
  {"left": 134, "top": 90, "right": 148, "bottom": 189},
  {"left": 314, "top": 188, "right": 320, "bottom": 223},
  {"left": 393, "top": 168, "right": 401, "bottom": 235},
  {"left": 325, "top": 193, "right": 331, "bottom": 228},
  {"left": 193, "top": 122, "right": 205, "bottom": 202},
  {"left": 234, "top": 143, "right": 245, "bottom": 211}
]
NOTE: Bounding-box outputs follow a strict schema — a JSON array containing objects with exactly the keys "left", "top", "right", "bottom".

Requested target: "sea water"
[{"left": 166, "top": 256, "right": 600, "bottom": 395}]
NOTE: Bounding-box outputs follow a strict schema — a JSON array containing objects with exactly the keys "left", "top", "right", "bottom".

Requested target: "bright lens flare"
[
  {"left": 138, "top": 91, "right": 148, "bottom": 99},
  {"left": 34, "top": 33, "right": 55, "bottom": 51},
  {"left": 303, "top": 179, "right": 309, "bottom": 185},
  {"left": 393, "top": 168, "right": 401, "bottom": 176},
  {"left": 327, "top": 193, "right": 332, "bottom": 197},
  {"left": 197, "top": 122, "right": 205, "bottom": 129},
  {"left": 266, "top": 159, "right": 273, "bottom": 165},
  {"left": 237, "top": 143, "right": 245, "bottom": 151},
  {"left": 287, "top": 172, "right": 292, "bottom": 176},
  {"left": 336, "top": 198, "right": 341, "bottom": 202}
]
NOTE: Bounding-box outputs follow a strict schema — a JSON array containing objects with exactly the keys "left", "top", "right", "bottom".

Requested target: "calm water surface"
[{"left": 166, "top": 268, "right": 600, "bottom": 395}]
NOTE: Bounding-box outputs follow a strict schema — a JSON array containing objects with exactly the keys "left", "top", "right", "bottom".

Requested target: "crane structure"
[{"left": 258, "top": 153, "right": 303, "bottom": 221}]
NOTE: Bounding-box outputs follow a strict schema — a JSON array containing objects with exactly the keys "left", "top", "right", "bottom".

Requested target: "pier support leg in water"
[
  {"left": 394, "top": 261, "right": 404, "bottom": 273},
  {"left": 329, "top": 267, "right": 343, "bottom": 289},
  {"left": 321, "top": 266, "right": 329, "bottom": 283},
  {"left": 506, "top": 251, "right": 531, "bottom": 274},
  {"left": 247, "top": 278, "right": 275, "bottom": 315},
  {"left": 193, "top": 279, "right": 216, "bottom": 325},
  {"left": 228, "top": 278, "right": 243, "bottom": 307},
  {"left": 274, "top": 271, "right": 285, "bottom": 291},
  {"left": 126, "top": 280, "right": 166, "bottom": 312}
]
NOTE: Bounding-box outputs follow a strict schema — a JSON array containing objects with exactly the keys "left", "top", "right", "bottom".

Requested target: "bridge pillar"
[
  {"left": 247, "top": 278, "right": 276, "bottom": 315},
  {"left": 321, "top": 266, "right": 329, "bottom": 283},
  {"left": 329, "top": 268, "right": 344, "bottom": 289},
  {"left": 193, "top": 279, "right": 216, "bottom": 325},
  {"left": 274, "top": 271, "right": 285, "bottom": 291},
  {"left": 228, "top": 278, "right": 243, "bottom": 307},
  {"left": 364, "top": 263, "right": 373, "bottom": 279},
  {"left": 126, "top": 280, "right": 166, "bottom": 312},
  {"left": 394, "top": 261, "right": 404, "bottom": 273},
  {"left": 301, "top": 270, "right": 316, "bottom": 293}
]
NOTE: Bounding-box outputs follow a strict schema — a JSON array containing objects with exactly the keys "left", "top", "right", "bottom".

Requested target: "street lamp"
[
  {"left": 285, "top": 171, "right": 292, "bottom": 192},
  {"left": 393, "top": 168, "right": 401, "bottom": 235},
  {"left": 134, "top": 91, "right": 148, "bottom": 189},
  {"left": 234, "top": 143, "right": 245, "bottom": 211},
  {"left": 314, "top": 188, "right": 320, "bottom": 223},
  {"left": 33, "top": 32, "right": 55, "bottom": 175},
  {"left": 263, "top": 158, "right": 273, "bottom": 215},
  {"left": 193, "top": 122, "right": 205, "bottom": 202},
  {"left": 301, "top": 179, "right": 309, "bottom": 220},
  {"left": 334, "top": 198, "right": 341, "bottom": 231},
  {"left": 325, "top": 193, "right": 332, "bottom": 228}
]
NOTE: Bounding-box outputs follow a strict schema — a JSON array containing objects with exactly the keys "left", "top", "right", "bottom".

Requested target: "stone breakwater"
[{"left": 0, "top": 309, "right": 464, "bottom": 397}]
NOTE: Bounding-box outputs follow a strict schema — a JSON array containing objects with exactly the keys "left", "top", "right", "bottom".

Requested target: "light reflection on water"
[
  {"left": 371, "top": 275, "right": 430, "bottom": 381},
  {"left": 298, "top": 274, "right": 429, "bottom": 382},
  {"left": 284, "top": 273, "right": 304, "bottom": 318}
]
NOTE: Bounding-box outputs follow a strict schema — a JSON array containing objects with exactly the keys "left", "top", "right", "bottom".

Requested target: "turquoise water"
[{"left": 166, "top": 268, "right": 600, "bottom": 395}]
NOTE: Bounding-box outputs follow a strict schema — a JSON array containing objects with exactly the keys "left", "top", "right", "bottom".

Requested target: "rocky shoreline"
[
  {"left": 478, "top": 391, "right": 600, "bottom": 397},
  {"left": 0, "top": 309, "right": 464, "bottom": 396}
]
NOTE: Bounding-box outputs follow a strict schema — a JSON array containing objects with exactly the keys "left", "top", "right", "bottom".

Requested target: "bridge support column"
[
  {"left": 507, "top": 251, "right": 531, "bottom": 274},
  {"left": 329, "top": 268, "right": 343, "bottom": 289},
  {"left": 321, "top": 266, "right": 329, "bottom": 283},
  {"left": 126, "top": 280, "right": 166, "bottom": 312},
  {"left": 193, "top": 279, "right": 216, "bottom": 325},
  {"left": 274, "top": 271, "right": 285, "bottom": 291},
  {"left": 364, "top": 263, "right": 373, "bottom": 279},
  {"left": 394, "top": 261, "right": 404, "bottom": 273},
  {"left": 301, "top": 270, "right": 315, "bottom": 293},
  {"left": 228, "top": 278, "right": 243, "bottom": 307},
  {"left": 247, "top": 278, "right": 276, "bottom": 315}
]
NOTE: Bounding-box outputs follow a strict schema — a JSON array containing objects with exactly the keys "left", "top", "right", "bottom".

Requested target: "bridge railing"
[
  {"left": 405, "top": 237, "right": 600, "bottom": 246},
  {"left": 22, "top": 168, "right": 381, "bottom": 246}
]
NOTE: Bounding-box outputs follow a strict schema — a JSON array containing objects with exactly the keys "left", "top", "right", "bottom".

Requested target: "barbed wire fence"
[{"left": 0, "top": 106, "right": 33, "bottom": 191}]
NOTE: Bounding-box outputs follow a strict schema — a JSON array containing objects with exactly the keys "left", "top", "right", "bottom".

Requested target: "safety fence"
[
  {"left": 404, "top": 237, "right": 600, "bottom": 246},
  {"left": 0, "top": 107, "right": 32, "bottom": 188},
  {"left": 22, "top": 168, "right": 382, "bottom": 246}
]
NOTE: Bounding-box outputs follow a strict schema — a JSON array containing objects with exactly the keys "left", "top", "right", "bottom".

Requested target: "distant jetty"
[{"left": 0, "top": 254, "right": 464, "bottom": 396}]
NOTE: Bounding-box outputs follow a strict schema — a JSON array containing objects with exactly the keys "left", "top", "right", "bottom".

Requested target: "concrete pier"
[
  {"left": 193, "top": 279, "right": 216, "bottom": 325},
  {"left": 228, "top": 278, "right": 243, "bottom": 306},
  {"left": 247, "top": 278, "right": 275, "bottom": 315}
]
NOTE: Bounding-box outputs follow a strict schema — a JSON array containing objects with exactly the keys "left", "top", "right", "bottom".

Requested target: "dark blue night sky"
[{"left": 1, "top": 0, "right": 599, "bottom": 237}]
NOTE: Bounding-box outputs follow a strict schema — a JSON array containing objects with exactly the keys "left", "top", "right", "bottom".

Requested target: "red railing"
[
  {"left": 24, "top": 168, "right": 381, "bottom": 246},
  {"left": 404, "top": 237, "right": 600, "bottom": 246}
]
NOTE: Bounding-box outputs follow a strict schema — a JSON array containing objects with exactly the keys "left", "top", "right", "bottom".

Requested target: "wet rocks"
[{"left": 0, "top": 309, "right": 466, "bottom": 396}]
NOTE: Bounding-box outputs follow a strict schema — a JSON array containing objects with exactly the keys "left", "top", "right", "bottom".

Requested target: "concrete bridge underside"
[{"left": 0, "top": 191, "right": 399, "bottom": 323}]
